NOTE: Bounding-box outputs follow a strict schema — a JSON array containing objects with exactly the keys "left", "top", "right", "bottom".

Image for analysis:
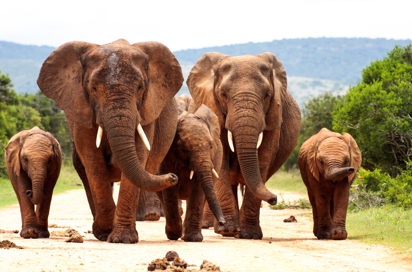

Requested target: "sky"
[{"left": 1, "top": 0, "right": 411, "bottom": 51}]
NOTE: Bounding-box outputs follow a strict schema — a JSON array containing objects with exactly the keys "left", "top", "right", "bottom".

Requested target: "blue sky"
[{"left": 2, "top": 0, "right": 411, "bottom": 51}]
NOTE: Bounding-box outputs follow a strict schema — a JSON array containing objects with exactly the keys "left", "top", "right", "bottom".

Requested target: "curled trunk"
[
  {"left": 236, "top": 145, "right": 277, "bottom": 205},
  {"left": 105, "top": 111, "right": 177, "bottom": 192},
  {"left": 325, "top": 167, "right": 354, "bottom": 182},
  {"left": 229, "top": 100, "right": 277, "bottom": 205}
]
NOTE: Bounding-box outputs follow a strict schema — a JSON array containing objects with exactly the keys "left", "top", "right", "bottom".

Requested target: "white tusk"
[
  {"left": 212, "top": 168, "right": 219, "bottom": 179},
  {"left": 96, "top": 126, "right": 103, "bottom": 148},
  {"left": 257, "top": 132, "right": 263, "bottom": 149},
  {"left": 228, "top": 130, "right": 235, "bottom": 152},
  {"left": 190, "top": 170, "right": 194, "bottom": 180},
  {"left": 137, "top": 123, "right": 151, "bottom": 151}
]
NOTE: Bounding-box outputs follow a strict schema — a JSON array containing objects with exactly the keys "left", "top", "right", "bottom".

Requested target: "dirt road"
[{"left": 0, "top": 187, "right": 411, "bottom": 272}]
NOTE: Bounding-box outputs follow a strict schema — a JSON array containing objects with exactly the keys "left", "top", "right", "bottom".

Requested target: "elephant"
[
  {"left": 37, "top": 39, "right": 183, "bottom": 243},
  {"left": 186, "top": 52, "right": 301, "bottom": 239},
  {"left": 159, "top": 95, "right": 225, "bottom": 242},
  {"left": 298, "top": 128, "right": 362, "bottom": 240},
  {"left": 4, "top": 126, "right": 62, "bottom": 238}
]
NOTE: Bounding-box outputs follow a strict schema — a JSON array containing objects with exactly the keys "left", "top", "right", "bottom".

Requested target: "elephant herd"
[{"left": 4, "top": 39, "right": 362, "bottom": 243}]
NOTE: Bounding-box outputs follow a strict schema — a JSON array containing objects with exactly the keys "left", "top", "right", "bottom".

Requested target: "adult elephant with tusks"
[
  {"left": 187, "top": 52, "right": 301, "bottom": 239},
  {"left": 37, "top": 39, "right": 183, "bottom": 243}
]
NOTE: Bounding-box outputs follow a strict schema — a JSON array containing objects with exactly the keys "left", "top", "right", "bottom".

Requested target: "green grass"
[
  {"left": 0, "top": 163, "right": 83, "bottom": 208},
  {"left": 266, "top": 169, "right": 307, "bottom": 194},
  {"left": 347, "top": 205, "right": 412, "bottom": 255},
  {"left": 269, "top": 170, "right": 412, "bottom": 256}
]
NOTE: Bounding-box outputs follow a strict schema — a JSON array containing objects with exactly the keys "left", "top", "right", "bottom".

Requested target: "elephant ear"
[
  {"left": 256, "top": 52, "right": 287, "bottom": 131},
  {"left": 342, "top": 133, "right": 362, "bottom": 182},
  {"left": 186, "top": 52, "right": 227, "bottom": 123},
  {"left": 133, "top": 42, "right": 183, "bottom": 125},
  {"left": 37, "top": 41, "right": 97, "bottom": 128},
  {"left": 42, "top": 130, "right": 62, "bottom": 164},
  {"left": 195, "top": 104, "right": 223, "bottom": 172},
  {"left": 195, "top": 104, "right": 221, "bottom": 143},
  {"left": 5, "top": 130, "right": 29, "bottom": 176},
  {"left": 299, "top": 133, "right": 321, "bottom": 182}
]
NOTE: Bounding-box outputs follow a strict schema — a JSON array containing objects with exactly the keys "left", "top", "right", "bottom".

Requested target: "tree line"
[
  {"left": 1, "top": 45, "right": 411, "bottom": 208},
  {"left": 285, "top": 45, "right": 412, "bottom": 209},
  {"left": 0, "top": 75, "right": 70, "bottom": 175}
]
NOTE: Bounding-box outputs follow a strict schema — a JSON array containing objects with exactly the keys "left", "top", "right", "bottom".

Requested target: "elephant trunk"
[
  {"left": 229, "top": 101, "right": 277, "bottom": 205},
  {"left": 198, "top": 168, "right": 226, "bottom": 226},
  {"left": 235, "top": 144, "right": 277, "bottom": 205},
  {"left": 104, "top": 110, "right": 177, "bottom": 192},
  {"left": 325, "top": 167, "right": 355, "bottom": 182},
  {"left": 29, "top": 167, "right": 46, "bottom": 205}
]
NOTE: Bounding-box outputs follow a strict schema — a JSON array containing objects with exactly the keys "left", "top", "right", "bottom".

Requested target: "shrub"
[{"left": 351, "top": 165, "right": 412, "bottom": 209}]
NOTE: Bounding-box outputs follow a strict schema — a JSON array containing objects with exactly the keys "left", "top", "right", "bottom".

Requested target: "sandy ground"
[{"left": 0, "top": 187, "right": 411, "bottom": 272}]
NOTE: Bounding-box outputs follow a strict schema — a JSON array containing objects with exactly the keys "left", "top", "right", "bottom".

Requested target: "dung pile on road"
[{"left": 147, "top": 250, "right": 221, "bottom": 271}]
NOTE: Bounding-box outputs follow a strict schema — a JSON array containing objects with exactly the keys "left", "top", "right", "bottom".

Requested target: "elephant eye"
[
  {"left": 343, "top": 156, "right": 350, "bottom": 165},
  {"left": 319, "top": 157, "right": 324, "bottom": 165}
]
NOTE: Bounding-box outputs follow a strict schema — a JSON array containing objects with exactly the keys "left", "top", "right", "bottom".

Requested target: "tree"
[
  {"left": 333, "top": 45, "right": 412, "bottom": 176},
  {"left": 283, "top": 92, "right": 343, "bottom": 170}
]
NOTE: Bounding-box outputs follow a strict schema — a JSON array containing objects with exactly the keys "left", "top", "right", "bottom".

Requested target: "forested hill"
[
  {"left": 175, "top": 38, "right": 412, "bottom": 83},
  {"left": 1, "top": 38, "right": 411, "bottom": 103}
]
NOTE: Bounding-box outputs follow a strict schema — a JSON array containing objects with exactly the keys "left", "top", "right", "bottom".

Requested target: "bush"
[{"left": 351, "top": 165, "right": 412, "bottom": 209}]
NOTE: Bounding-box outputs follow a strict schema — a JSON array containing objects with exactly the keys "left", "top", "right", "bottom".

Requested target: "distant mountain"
[{"left": 1, "top": 38, "right": 411, "bottom": 106}]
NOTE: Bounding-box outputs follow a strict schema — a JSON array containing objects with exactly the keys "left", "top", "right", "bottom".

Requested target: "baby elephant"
[
  {"left": 159, "top": 96, "right": 225, "bottom": 242},
  {"left": 5, "top": 126, "right": 62, "bottom": 238},
  {"left": 298, "top": 128, "right": 362, "bottom": 240}
]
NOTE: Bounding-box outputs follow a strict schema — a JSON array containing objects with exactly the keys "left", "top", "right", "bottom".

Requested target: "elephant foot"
[
  {"left": 182, "top": 231, "right": 203, "bottom": 242},
  {"left": 107, "top": 227, "right": 139, "bottom": 244},
  {"left": 201, "top": 213, "right": 214, "bottom": 229},
  {"left": 214, "top": 216, "right": 240, "bottom": 237},
  {"left": 144, "top": 210, "right": 161, "bottom": 221},
  {"left": 331, "top": 228, "right": 348, "bottom": 240},
  {"left": 166, "top": 224, "right": 182, "bottom": 240},
  {"left": 92, "top": 222, "right": 112, "bottom": 241},
  {"left": 315, "top": 230, "right": 331, "bottom": 240},
  {"left": 20, "top": 226, "right": 50, "bottom": 239},
  {"left": 236, "top": 224, "right": 263, "bottom": 240},
  {"left": 314, "top": 224, "right": 333, "bottom": 239}
]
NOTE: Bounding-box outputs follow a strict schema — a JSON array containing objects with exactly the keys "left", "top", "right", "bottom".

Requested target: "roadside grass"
[
  {"left": 347, "top": 205, "right": 412, "bottom": 256},
  {"left": 266, "top": 169, "right": 307, "bottom": 194},
  {"left": 0, "top": 162, "right": 82, "bottom": 208},
  {"left": 268, "top": 169, "right": 412, "bottom": 256}
]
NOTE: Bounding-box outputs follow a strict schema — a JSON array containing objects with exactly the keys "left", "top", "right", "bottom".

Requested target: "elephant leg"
[
  {"left": 108, "top": 175, "right": 139, "bottom": 243},
  {"left": 314, "top": 191, "right": 333, "bottom": 239},
  {"left": 35, "top": 187, "right": 54, "bottom": 238},
  {"left": 162, "top": 187, "right": 182, "bottom": 240},
  {"left": 72, "top": 147, "right": 96, "bottom": 218},
  {"left": 237, "top": 187, "right": 263, "bottom": 239},
  {"left": 74, "top": 129, "right": 116, "bottom": 241},
  {"left": 214, "top": 168, "right": 240, "bottom": 236},
  {"left": 19, "top": 197, "right": 40, "bottom": 238},
  {"left": 136, "top": 190, "right": 146, "bottom": 221},
  {"left": 306, "top": 186, "right": 319, "bottom": 238},
  {"left": 331, "top": 182, "right": 350, "bottom": 240},
  {"left": 137, "top": 190, "right": 162, "bottom": 221},
  {"left": 201, "top": 202, "right": 214, "bottom": 229},
  {"left": 11, "top": 176, "right": 41, "bottom": 238},
  {"left": 182, "top": 183, "right": 205, "bottom": 242}
]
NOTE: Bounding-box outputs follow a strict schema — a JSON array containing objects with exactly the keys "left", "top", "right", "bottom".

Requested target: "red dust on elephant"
[
  {"left": 4, "top": 126, "right": 62, "bottom": 239},
  {"left": 298, "top": 128, "right": 362, "bottom": 240}
]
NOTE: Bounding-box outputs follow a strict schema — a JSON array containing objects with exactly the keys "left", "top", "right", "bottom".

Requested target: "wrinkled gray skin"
[
  {"left": 159, "top": 96, "right": 225, "bottom": 242},
  {"left": 37, "top": 39, "right": 183, "bottom": 243},
  {"left": 187, "top": 52, "right": 301, "bottom": 239},
  {"left": 298, "top": 128, "right": 362, "bottom": 240},
  {"left": 5, "top": 126, "right": 62, "bottom": 239}
]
